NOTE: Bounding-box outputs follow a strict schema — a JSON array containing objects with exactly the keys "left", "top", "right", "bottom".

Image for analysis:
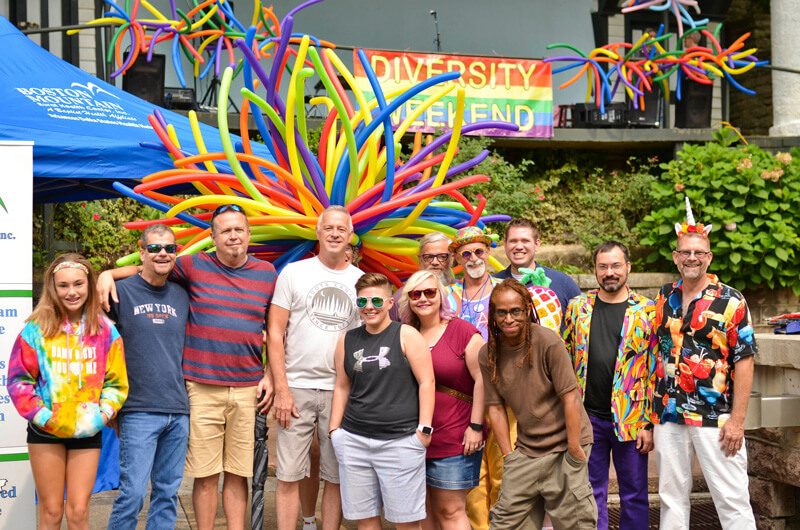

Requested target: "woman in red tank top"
[{"left": 400, "top": 270, "right": 486, "bottom": 530}]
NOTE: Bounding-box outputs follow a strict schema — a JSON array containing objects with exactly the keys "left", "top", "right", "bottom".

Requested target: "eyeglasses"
[
  {"left": 409, "top": 288, "right": 438, "bottom": 301},
  {"left": 420, "top": 253, "right": 450, "bottom": 264},
  {"left": 211, "top": 204, "right": 244, "bottom": 219},
  {"left": 356, "top": 296, "right": 388, "bottom": 309},
  {"left": 596, "top": 262, "right": 627, "bottom": 273},
  {"left": 459, "top": 248, "right": 486, "bottom": 260},
  {"left": 495, "top": 308, "right": 525, "bottom": 320},
  {"left": 142, "top": 244, "right": 178, "bottom": 254},
  {"left": 675, "top": 250, "right": 710, "bottom": 259}
]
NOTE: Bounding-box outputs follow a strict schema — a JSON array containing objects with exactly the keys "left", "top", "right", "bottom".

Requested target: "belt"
[{"left": 436, "top": 383, "right": 473, "bottom": 404}]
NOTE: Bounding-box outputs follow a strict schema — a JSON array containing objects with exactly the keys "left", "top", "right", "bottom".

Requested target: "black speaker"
[
  {"left": 627, "top": 86, "right": 662, "bottom": 127},
  {"left": 674, "top": 76, "right": 712, "bottom": 128},
  {"left": 573, "top": 103, "right": 626, "bottom": 128},
  {"left": 122, "top": 54, "right": 166, "bottom": 108}
]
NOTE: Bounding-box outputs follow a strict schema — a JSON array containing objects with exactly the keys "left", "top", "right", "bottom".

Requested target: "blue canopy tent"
[
  {"left": 0, "top": 16, "right": 277, "bottom": 493},
  {"left": 0, "top": 16, "right": 275, "bottom": 203}
]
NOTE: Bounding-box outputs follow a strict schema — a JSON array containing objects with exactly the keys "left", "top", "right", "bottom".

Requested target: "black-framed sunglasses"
[
  {"left": 356, "top": 296, "right": 388, "bottom": 309},
  {"left": 460, "top": 248, "right": 486, "bottom": 260},
  {"left": 211, "top": 204, "right": 244, "bottom": 219},
  {"left": 409, "top": 288, "right": 438, "bottom": 301},
  {"left": 142, "top": 244, "right": 178, "bottom": 254}
]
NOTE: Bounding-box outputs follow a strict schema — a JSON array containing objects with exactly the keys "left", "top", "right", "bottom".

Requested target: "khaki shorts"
[
  {"left": 490, "top": 444, "right": 597, "bottom": 529},
  {"left": 275, "top": 387, "right": 339, "bottom": 483},
  {"left": 185, "top": 380, "right": 257, "bottom": 478}
]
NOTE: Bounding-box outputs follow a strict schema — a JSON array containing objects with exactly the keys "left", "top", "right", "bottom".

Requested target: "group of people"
[{"left": 6, "top": 202, "right": 758, "bottom": 530}]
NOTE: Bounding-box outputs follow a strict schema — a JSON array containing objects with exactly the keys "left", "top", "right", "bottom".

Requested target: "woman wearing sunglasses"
[
  {"left": 399, "top": 270, "right": 486, "bottom": 530},
  {"left": 329, "top": 273, "right": 435, "bottom": 529},
  {"left": 7, "top": 253, "right": 128, "bottom": 530}
]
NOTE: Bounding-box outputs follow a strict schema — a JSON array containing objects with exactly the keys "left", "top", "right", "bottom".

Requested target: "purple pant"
[{"left": 588, "top": 415, "right": 649, "bottom": 530}]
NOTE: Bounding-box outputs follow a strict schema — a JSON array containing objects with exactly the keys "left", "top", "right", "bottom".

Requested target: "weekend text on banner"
[{"left": 353, "top": 49, "right": 554, "bottom": 138}]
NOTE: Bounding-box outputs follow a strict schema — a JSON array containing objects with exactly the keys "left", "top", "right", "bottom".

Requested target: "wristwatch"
[
  {"left": 417, "top": 424, "right": 434, "bottom": 435},
  {"left": 469, "top": 422, "right": 484, "bottom": 432}
]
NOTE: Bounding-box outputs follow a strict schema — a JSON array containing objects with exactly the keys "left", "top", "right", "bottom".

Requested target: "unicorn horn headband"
[{"left": 675, "top": 196, "right": 712, "bottom": 238}]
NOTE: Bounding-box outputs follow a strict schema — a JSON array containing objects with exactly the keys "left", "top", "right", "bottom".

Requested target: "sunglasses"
[
  {"left": 460, "top": 248, "right": 486, "bottom": 260},
  {"left": 356, "top": 296, "right": 388, "bottom": 309},
  {"left": 142, "top": 244, "right": 178, "bottom": 254},
  {"left": 211, "top": 204, "right": 244, "bottom": 218},
  {"left": 409, "top": 288, "right": 438, "bottom": 301}
]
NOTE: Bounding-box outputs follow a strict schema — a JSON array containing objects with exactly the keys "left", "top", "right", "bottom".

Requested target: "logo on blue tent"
[{"left": 70, "top": 82, "right": 120, "bottom": 100}]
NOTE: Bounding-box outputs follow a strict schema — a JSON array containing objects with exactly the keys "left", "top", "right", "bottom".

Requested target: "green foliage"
[
  {"left": 636, "top": 140, "right": 800, "bottom": 294},
  {"left": 449, "top": 135, "right": 658, "bottom": 252},
  {"left": 33, "top": 199, "right": 162, "bottom": 271}
]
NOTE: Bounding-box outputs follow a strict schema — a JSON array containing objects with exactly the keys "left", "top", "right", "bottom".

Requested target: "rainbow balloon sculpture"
[
  {"left": 100, "top": 0, "right": 515, "bottom": 283},
  {"left": 70, "top": 0, "right": 340, "bottom": 87},
  {"left": 621, "top": 0, "right": 708, "bottom": 38},
  {"left": 544, "top": 25, "right": 768, "bottom": 114}
]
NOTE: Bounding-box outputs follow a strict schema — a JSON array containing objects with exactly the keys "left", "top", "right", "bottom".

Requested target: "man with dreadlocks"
[{"left": 478, "top": 278, "right": 596, "bottom": 529}]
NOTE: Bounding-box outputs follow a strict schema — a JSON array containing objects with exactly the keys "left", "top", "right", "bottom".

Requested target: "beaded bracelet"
[{"left": 502, "top": 450, "right": 513, "bottom": 458}]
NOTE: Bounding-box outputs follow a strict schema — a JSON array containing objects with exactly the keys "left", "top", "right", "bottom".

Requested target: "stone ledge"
[{"left": 754, "top": 335, "right": 800, "bottom": 370}]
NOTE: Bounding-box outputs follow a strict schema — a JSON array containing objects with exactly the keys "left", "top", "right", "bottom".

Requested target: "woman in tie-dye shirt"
[{"left": 7, "top": 253, "right": 127, "bottom": 530}]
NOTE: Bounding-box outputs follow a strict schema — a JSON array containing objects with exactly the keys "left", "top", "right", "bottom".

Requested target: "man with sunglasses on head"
[
  {"left": 107, "top": 224, "right": 190, "bottom": 529},
  {"left": 446, "top": 226, "right": 501, "bottom": 341},
  {"left": 652, "top": 209, "right": 757, "bottom": 529},
  {"left": 98, "top": 204, "right": 277, "bottom": 530},
  {"left": 389, "top": 231, "right": 455, "bottom": 322},
  {"left": 562, "top": 241, "right": 656, "bottom": 530},
  {"left": 267, "top": 205, "right": 364, "bottom": 530}
]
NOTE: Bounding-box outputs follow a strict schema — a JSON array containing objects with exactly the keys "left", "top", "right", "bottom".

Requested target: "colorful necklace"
[{"left": 459, "top": 277, "right": 489, "bottom": 324}]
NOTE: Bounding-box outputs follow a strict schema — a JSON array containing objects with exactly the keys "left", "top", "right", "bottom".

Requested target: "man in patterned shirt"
[
  {"left": 563, "top": 241, "right": 656, "bottom": 530},
  {"left": 446, "top": 226, "right": 501, "bottom": 341},
  {"left": 652, "top": 211, "right": 757, "bottom": 529}
]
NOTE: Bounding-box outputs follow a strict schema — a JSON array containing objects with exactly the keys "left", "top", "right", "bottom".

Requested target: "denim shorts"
[{"left": 426, "top": 449, "right": 483, "bottom": 489}]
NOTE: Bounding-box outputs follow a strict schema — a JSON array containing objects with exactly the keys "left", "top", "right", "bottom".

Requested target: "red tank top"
[{"left": 428, "top": 317, "right": 483, "bottom": 458}]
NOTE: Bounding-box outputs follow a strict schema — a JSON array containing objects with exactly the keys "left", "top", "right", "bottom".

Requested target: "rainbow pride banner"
[{"left": 353, "top": 49, "right": 553, "bottom": 138}]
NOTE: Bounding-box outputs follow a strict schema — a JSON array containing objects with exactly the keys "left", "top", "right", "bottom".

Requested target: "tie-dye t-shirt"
[{"left": 7, "top": 317, "right": 128, "bottom": 438}]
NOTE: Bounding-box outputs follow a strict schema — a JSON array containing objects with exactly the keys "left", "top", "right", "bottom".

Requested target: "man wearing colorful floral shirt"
[
  {"left": 652, "top": 221, "right": 757, "bottom": 529},
  {"left": 563, "top": 241, "right": 656, "bottom": 530}
]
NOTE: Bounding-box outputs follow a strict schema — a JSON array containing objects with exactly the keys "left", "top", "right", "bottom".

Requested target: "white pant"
[{"left": 654, "top": 422, "right": 756, "bottom": 530}]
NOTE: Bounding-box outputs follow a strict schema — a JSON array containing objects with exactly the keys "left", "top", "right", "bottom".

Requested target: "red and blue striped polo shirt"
[{"left": 171, "top": 252, "right": 276, "bottom": 386}]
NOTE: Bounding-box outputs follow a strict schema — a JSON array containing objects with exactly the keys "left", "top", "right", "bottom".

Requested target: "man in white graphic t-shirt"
[{"left": 268, "top": 205, "right": 364, "bottom": 530}]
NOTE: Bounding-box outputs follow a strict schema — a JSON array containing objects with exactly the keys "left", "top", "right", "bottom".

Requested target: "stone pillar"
[{"left": 770, "top": 0, "right": 800, "bottom": 136}]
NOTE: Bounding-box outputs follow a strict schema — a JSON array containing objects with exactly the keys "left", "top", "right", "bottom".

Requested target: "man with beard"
[
  {"left": 652, "top": 204, "right": 757, "bottom": 529},
  {"left": 446, "top": 227, "right": 501, "bottom": 341},
  {"left": 563, "top": 241, "right": 656, "bottom": 530},
  {"left": 494, "top": 218, "right": 580, "bottom": 329},
  {"left": 389, "top": 231, "right": 455, "bottom": 321}
]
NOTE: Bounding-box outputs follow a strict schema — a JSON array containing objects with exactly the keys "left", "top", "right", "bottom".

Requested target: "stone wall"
[
  {"left": 747, "top": 335, "right": 800, "bottom": 529},
  {"left": 727, "top": 0, "right": 772, "bottom": 136}
]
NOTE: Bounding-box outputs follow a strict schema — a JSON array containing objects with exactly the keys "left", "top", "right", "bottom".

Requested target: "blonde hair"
[
  {"left": 399, "top": 270, "right": 454, "bottom": 329},
  {"left": 28, "top": 253, "right": 105, "bottom": 337}
]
